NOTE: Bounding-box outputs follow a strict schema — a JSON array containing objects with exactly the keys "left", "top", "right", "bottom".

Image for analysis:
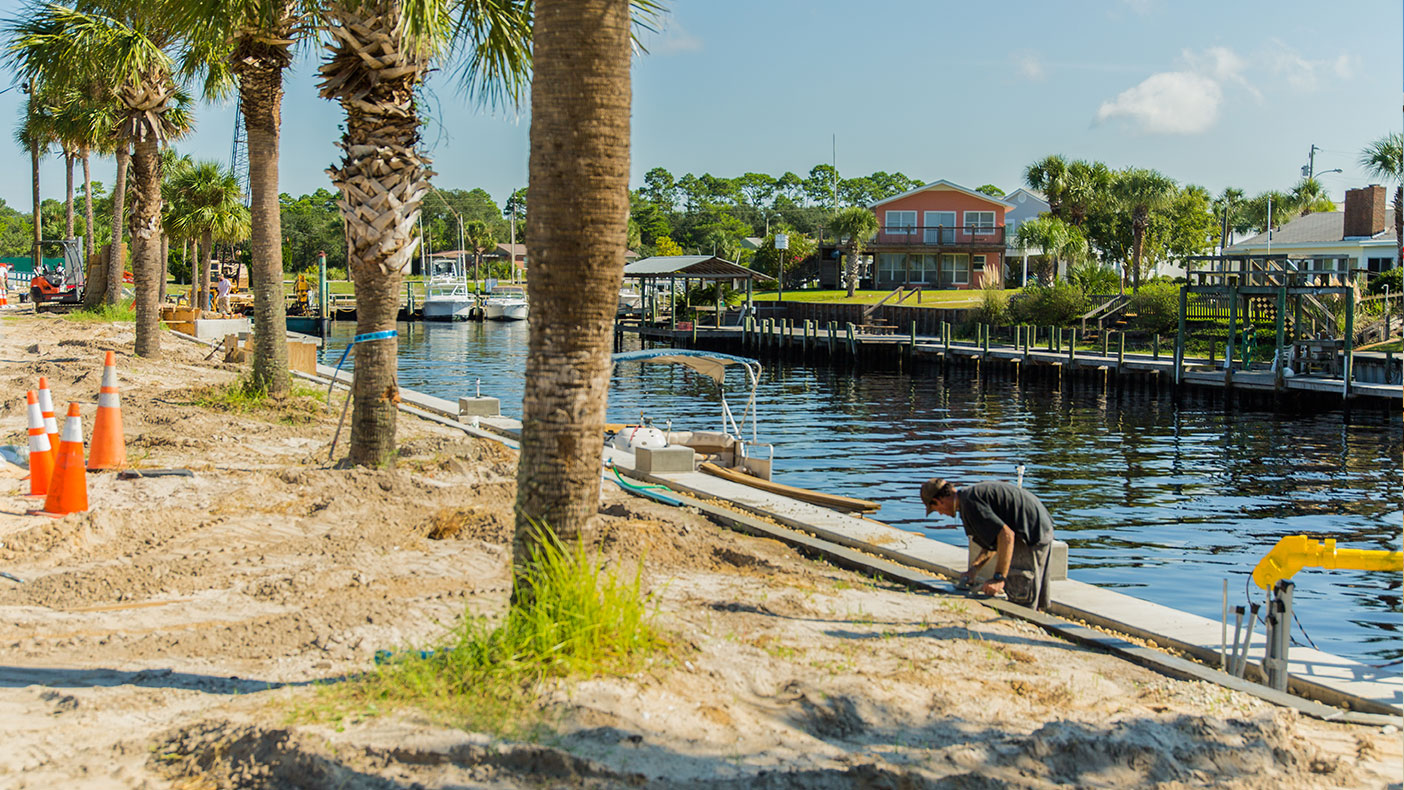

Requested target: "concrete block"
[
  {"left": 967, "top": 538, "right": 1068, "bottom": 582},
  {"left": 458, "top": 397, "right": 500, "bottom": 418},
  {"left": 191, "top": 317, "right": 251, "bottom": 340},
  {"left": 634, "top": 445, "right": 695, "bottom": 475}
]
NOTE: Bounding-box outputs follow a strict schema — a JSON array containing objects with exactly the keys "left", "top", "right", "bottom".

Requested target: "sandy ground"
[{"left": 0, "top": 314, "right": 1398, "bottom": 790}]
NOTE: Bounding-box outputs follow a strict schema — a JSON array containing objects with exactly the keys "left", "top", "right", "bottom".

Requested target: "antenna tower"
[{"left": 230, "top": 106, "right": 251, "bottom": 207}]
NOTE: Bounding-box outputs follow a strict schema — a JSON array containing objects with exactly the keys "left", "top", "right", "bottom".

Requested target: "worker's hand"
[
  {"left": 956, "top": 571, "right": 976, "bottom": 590},
  {"left": 979, "top": 578, "right": 1005, "bottom": 597}
]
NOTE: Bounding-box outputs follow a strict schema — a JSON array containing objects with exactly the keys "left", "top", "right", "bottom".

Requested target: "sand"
[{"left": 0, "top": 314, "right": 1397, "bottom": 789}]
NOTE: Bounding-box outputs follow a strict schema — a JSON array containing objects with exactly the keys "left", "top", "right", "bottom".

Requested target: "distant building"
[
  {"left": 491, "top": 243, "right": 528, "bottom": 269},
  {"left": 863, "top": 179, "right": 1013, "bottom": 290},
  {"left": 1002, "top": 187, "right": 1049, "bottom": 285},
  {"left": 1224, "top": 185, "right": 1398, "bottom": 276}
]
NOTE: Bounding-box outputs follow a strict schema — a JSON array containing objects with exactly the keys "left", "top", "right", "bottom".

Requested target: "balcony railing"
[{"left": 873, "top": 225, "right": 1006, "bottom": 246}]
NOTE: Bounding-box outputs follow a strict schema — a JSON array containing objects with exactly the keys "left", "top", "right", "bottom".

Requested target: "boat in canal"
[
  {"left": 483, "top": 284, "right": 529, "bottom": 321},
  {"left": 617, "top": 286, "right": 642, "bottom": 315},
  {"left": 422, "top": 255, "right": 477, "bottom": 321}
]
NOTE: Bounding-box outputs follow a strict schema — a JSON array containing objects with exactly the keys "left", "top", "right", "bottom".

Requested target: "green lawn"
[{"left": 751, "top": 289, "right": 1003, "bottom": 307}]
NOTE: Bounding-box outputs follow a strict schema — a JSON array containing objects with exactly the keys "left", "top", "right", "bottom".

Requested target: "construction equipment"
[{"left": 28, "top": 239, "right": 86, "bottom": 305}]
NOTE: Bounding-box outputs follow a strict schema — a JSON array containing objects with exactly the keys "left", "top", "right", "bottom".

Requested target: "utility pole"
[{"left": 1302, "top": 144, "right": 1320, "bottom": 179}]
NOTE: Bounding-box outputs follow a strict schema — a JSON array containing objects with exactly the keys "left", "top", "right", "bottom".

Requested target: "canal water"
[{"left": 322, "top": 321, "right": 1403, "bottom": 666}]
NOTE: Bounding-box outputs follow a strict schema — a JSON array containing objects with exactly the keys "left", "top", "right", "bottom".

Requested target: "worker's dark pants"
[{"left": 1006, "top": 539, "right": 1052, "bottom": 611}]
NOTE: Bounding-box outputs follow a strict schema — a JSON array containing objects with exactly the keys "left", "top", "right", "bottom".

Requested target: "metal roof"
[{"left": 623, "top": 255, "right": 774, "bottom": 281}]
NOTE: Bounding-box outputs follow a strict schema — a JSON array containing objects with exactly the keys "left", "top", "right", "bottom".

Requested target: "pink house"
[{"left": 867, "top": 180, "right": 1012, "bottom": 290}]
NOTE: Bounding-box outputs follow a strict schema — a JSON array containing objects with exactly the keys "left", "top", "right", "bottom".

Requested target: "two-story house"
[{"left": 867, "top": 180, "right": 1012, "bottom": 290}]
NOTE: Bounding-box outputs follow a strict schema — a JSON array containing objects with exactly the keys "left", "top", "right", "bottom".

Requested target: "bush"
[
  {"left": 1367, "top": 267, "right": 1402, "bottom": 296},
  {"left": 1067, "top": 262, "right": 1121, "bottom": 295},
  {"left": 974, "top": 280, "right": 1010, "bottom": 325},
  {"left": 1008, "top": 280, "right": 1090, "bottom": 327},
  {"left": 1128, "top": 279, "right": 1180, "bottom": 334}
]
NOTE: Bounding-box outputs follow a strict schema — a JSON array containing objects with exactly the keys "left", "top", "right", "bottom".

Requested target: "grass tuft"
[
  {"left": 303, "top": 525, "right": 665, "bottom": 735},
  {"left": 193, "top": 377, "right": 326, "bottom": 421},
  {"left": 60, "top": 300, "right": 137, "bottom": 323}
]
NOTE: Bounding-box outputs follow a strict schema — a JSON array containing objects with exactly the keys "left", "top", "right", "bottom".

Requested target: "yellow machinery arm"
[{"left": 1252, "top": 535, "right": 1403, "bottom": 590}]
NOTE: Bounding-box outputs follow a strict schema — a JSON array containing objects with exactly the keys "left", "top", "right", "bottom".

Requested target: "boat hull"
[
  {"left": 486, "top": 301, "right": 528, "bottom": 321},
  {"left": 422, "top": 298, "right": 477, "bottom": 321}
]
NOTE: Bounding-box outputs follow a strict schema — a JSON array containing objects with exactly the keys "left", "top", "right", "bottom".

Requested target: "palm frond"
[{"left": 450, "top": 0, "right": 532, "bottom": 111}]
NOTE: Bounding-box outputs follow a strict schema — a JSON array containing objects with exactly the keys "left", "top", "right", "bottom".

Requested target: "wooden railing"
[{"left": 874, "top": 225, "right": 1006, "bottom": 246}]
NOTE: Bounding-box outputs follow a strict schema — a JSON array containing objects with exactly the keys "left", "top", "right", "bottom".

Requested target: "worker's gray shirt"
[{"left": 958, "top": 481, "right": 1054, "bottom": 551}]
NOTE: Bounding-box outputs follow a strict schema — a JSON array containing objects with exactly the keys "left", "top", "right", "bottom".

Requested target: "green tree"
[
  {"left": 828, "top": 206, "right": 878, "bottom": 297},
  {"left": 1024, "top": 154, "right": 1068, "bottom": 219},
  {"left": 1062, "top": 159, "right": 1111, "bottom": 227},
  {"left": 462, "top": 218, "right": 494, "bottom": 286},
  {"left": 1110, "top": 167, "right": 1176, "bottom": 292},
  {"left": 318, "top": 0, "right": 531, "bottom": 467},
  {"left": 653, "top": 235, "right": 684, "bottom": 256},
  {"left": 1359, "top": 132, "right": 1402, "bottom": 264},
  {"left": 166, "top": 160, "right": 249, "bottom": 310},
  {"left": 1289, "top": 177, "right": 1335, "bottom": 216},
  {"left": 803, "top": 164, "right": 837, "bottom": 207},
  {"left": 974, "top": 184, "right": 1004, "bottom": 197},
  {"left": 751, "top": 227, "right": 815, "bottom": 283},
  {"left": 9, "top": 3, "right": 197, "bottom": 356},
  {"left": 1016, "top": 215, "right": 1087, "bottom": 284}
]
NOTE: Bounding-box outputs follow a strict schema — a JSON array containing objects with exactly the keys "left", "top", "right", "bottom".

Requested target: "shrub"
[
  {"left": 1067, "top": 262, "right": 1121, "bottom": 295},
  {"left": 1128, "top": 279, "right": 1180, "bottom": 334},
  {"left": 1366, "top": 267, "right": 1402, "bottom": 296},
  {"left": 1008, "top": 280, "right": 1090, "bottom": 327},
  {"left": 974, "top": 280, "right": 1010, "bottom": 325}
]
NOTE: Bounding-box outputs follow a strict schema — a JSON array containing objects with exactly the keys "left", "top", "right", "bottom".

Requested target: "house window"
[
  {"left": 972, "top": 254, "right": 987, "bottom": 270},
  {"left": 941, "top": 253, "right": 969, "bottom": 285},
  {"left": 885, "top": 210, "right": 916, "bottom": 235},
  {"left": 908, "top": 254, "right": 937, "bottom": 283},
  {"left": 877, "top": 254, "right": 904, "bottom": 283},
  {"left": 1367, "top": 256, "right": 1395, "bottom": 274},
  {"left": 964, "top": 211, "right": 995, "bottom": 233}
]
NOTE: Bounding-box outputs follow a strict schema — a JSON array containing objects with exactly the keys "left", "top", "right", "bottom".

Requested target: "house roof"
[
  {"left": 624, "top": 255, "right": 774, "bottom": 281},
  {"left": 1226, "top": 210, "right": 1398, "bottom": 251},
  {"left": 494, "top": 243, "right": 527, "bottom": 256},
  {"left": 869, "top": 179, "right": 1015, "bottom": 211}
]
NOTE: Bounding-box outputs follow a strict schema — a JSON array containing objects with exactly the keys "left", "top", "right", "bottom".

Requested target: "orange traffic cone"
[
  {"left": 25, "top": 390, "right": 53, "bottom": 497},
  {"left": 38, "top": 402, "right": 87, "bottom": 516},
  {"left": 88, "top": 351, "right": 126, "bottom": 470},
  {"left": 37, "top": 376, "right": 59, "bottom": 465}
]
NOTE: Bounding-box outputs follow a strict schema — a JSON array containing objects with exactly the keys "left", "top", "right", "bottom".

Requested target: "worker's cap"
[{"left": 920, "top": 478, "right": 955, "bottom": 514}]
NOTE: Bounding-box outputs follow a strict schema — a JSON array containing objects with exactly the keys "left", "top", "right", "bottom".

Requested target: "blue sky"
[{"left": 0, "top": 0, "right": 1398, "bottom": 213}]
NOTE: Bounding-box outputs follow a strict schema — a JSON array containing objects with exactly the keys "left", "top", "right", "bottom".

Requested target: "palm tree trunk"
[
  {"left": 320, "top": 2, "right": 432, "bottom": 466},
  {"left": 1395, "top": 186, "right": 1402, "bottom": 266},
  {"left": 129, "top": 137, "right": 163, "bottom": 358},
  {"left": 82, "top": 150, "right": 94, "bottom": 278},
  {"left": 63, "top": 151, "right": 74, "bottom": 238},
  {"left": 30, "top": 138, "right": 40, "bottom": 275},
  {"left": 159, "top": 234, "right": 168, "bottom": 304},
  {"left": 237, "top": 34, "right": 292, "bottom": 396},
  {"left": 80, "top": 150, "right": 103, "bottom": 310},
  {"left": 845, "top": 244, "right": 858, "bottom": 297},
  {"left": 514, "top": 0, "right": 632, "bottom": 568},
  {"left": 106, "top": 144, "right": 129, "bottom": 306},
  {"left": 199, "top": 229, "right": 213, "bottom": 312},
  {"left": 188, "top": 237, "right": 199, "bottom": 307}
]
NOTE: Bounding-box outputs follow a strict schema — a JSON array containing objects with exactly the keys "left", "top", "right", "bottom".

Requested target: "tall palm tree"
[
  {"left": 167, "top": 161, "right": 247, "bottom": 311},
  {"left": 317, "top": 0, "right": 531, "bottom": 466},
  {"left": 512, "top": 0, "right": 632, "bottom": 583},
  {"left": 1111, "top": 167, "right": 1176, "bottom": 292},
  {"left": 1213, "top": 187, "right": 1246, "bottom": 250},
  {"left": 14, "top": 87, "right": 53, "bottom": 275},
  {"left": 8, "top": 3, "right": 195, "bottom": 356},
  {"left": 1061, "top": 159, "right": 1110, "bottom": 227},
  {"left": 1024, "top": 154, "right": 1069, "bottom": 220},
  {"left": 828, "top": 205, "right": 878, "bottom": 297},
  {"left": 462, "top": 218, "right": 493, "bottom": 287},
  {"left": 1360, "top": 132, "right": 1403, "bottom": 265}
]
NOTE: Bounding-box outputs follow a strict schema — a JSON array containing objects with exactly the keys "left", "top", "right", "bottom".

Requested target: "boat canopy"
[
  {"left": 610, "top": 349, "right": 762, "bottom": 442},
  {"left": 610, "top": 349, "right": 758, "bottom": 384}
]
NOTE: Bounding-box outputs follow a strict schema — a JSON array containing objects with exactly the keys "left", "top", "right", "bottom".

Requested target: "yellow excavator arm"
[{"left": 1252, "top": 535, "right": 1403, "bottom": 590}]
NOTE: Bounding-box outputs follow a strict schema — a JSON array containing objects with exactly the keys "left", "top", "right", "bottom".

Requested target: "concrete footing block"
[
  {"left": 634, "top": 445, "right": 695, "bottom": 475},
  {"left": 458, "top": 397, "right": 500, "bottom": 418}
]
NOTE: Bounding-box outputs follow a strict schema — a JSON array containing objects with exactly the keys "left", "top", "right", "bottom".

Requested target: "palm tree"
[
  {"left": 827, "top": 205, "right": 878, "bottom": 297},
  {"left": 1016, "top": 215, "right": 1087, "bottom": 284},
  {"left": 1212, "top": 187, "right": 1246, "bottom": 250},
  {"left": 50, "top": 90, "right": 113, "bottom": 294},
  {"left": 462, "top": 218, "right": 494, "bottom": 287},
  {"left": 1024, "top": 154, "right": 1069, "bottom": 220},
  {"left": 317, "top": 0, "right": 531, "bottom": 466},
  {"left": 1289, "top": 177, "right": 1335, "bottom": 216},
  {"left": 1111, "top": 167, "right": 1176, "bottom": 292},
  {"left": 14, "top": 87, "right": 53, "bottom": 275},
  {"left": 1360, "top": 132, "right": 1403, "bottom": 265},
  {"left": 167, "top": 161, "right": 247, "bottom": 311},
  {"left": 513, "top": 0, "right": 635, "bottom": 584},
  {"left": 8, "top": 3, "right": 195, "bottom": 356},
  {"left": 1061, "top": 159, "right": 1110, "bottom": 227}
]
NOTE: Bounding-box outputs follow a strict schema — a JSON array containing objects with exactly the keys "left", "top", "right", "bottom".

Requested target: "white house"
[
  {"left": 1224, "top": 185, "right": 1398, "bottom": 276},
  {"left": 1002, "top": 187, "right": 1049, "bottom": 285}
]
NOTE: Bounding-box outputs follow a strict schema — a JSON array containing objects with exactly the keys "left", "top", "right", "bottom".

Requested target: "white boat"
[
  {"left": 483, "top": 285, "right": 529, "bottom": 321},
  {"left": 617, "top": 286, "right": 642, "bottom": 315},
  {"left": 422, "top": 256, "right": 477, "bottom": 321}
]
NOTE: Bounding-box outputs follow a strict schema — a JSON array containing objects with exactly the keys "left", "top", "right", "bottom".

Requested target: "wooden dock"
[{"left": 616, "top": 318, "right": 1402, "bottom": 404}]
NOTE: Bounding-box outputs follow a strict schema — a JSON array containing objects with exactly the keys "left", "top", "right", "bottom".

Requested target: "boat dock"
[
  {"left": 287, "top": 354, "right": 1402, "bottom": 723},
  {"left": 615, "top": 319, "right": 1403, "bottom": 404}
]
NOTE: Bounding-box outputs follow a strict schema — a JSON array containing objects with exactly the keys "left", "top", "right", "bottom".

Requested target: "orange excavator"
[{"left": 28, "top": 239, "right": 89, "bottom": 305}]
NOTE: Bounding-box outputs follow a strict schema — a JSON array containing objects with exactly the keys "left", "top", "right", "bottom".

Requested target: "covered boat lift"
[{"left": 622, "top": 255, "right": 774, "bottom": 331}]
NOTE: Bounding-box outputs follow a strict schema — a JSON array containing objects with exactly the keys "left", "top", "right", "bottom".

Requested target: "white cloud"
[
  {"left": 1016, "top": 52, "right": 1045, "bottom": 81},
  {"left": 1095, "top": 71, "right": 1223, "bottom": 134},
  {"left": 650, "top": 21, "right": 702, "bottom": 56},
  {"left": 1266, "top": 40, "right": 1355, "bottom": 91}
]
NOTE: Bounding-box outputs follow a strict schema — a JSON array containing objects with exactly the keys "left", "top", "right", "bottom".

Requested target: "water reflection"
[{"left": 323, "top": 321, "right": 1403, "bottom": 665}]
